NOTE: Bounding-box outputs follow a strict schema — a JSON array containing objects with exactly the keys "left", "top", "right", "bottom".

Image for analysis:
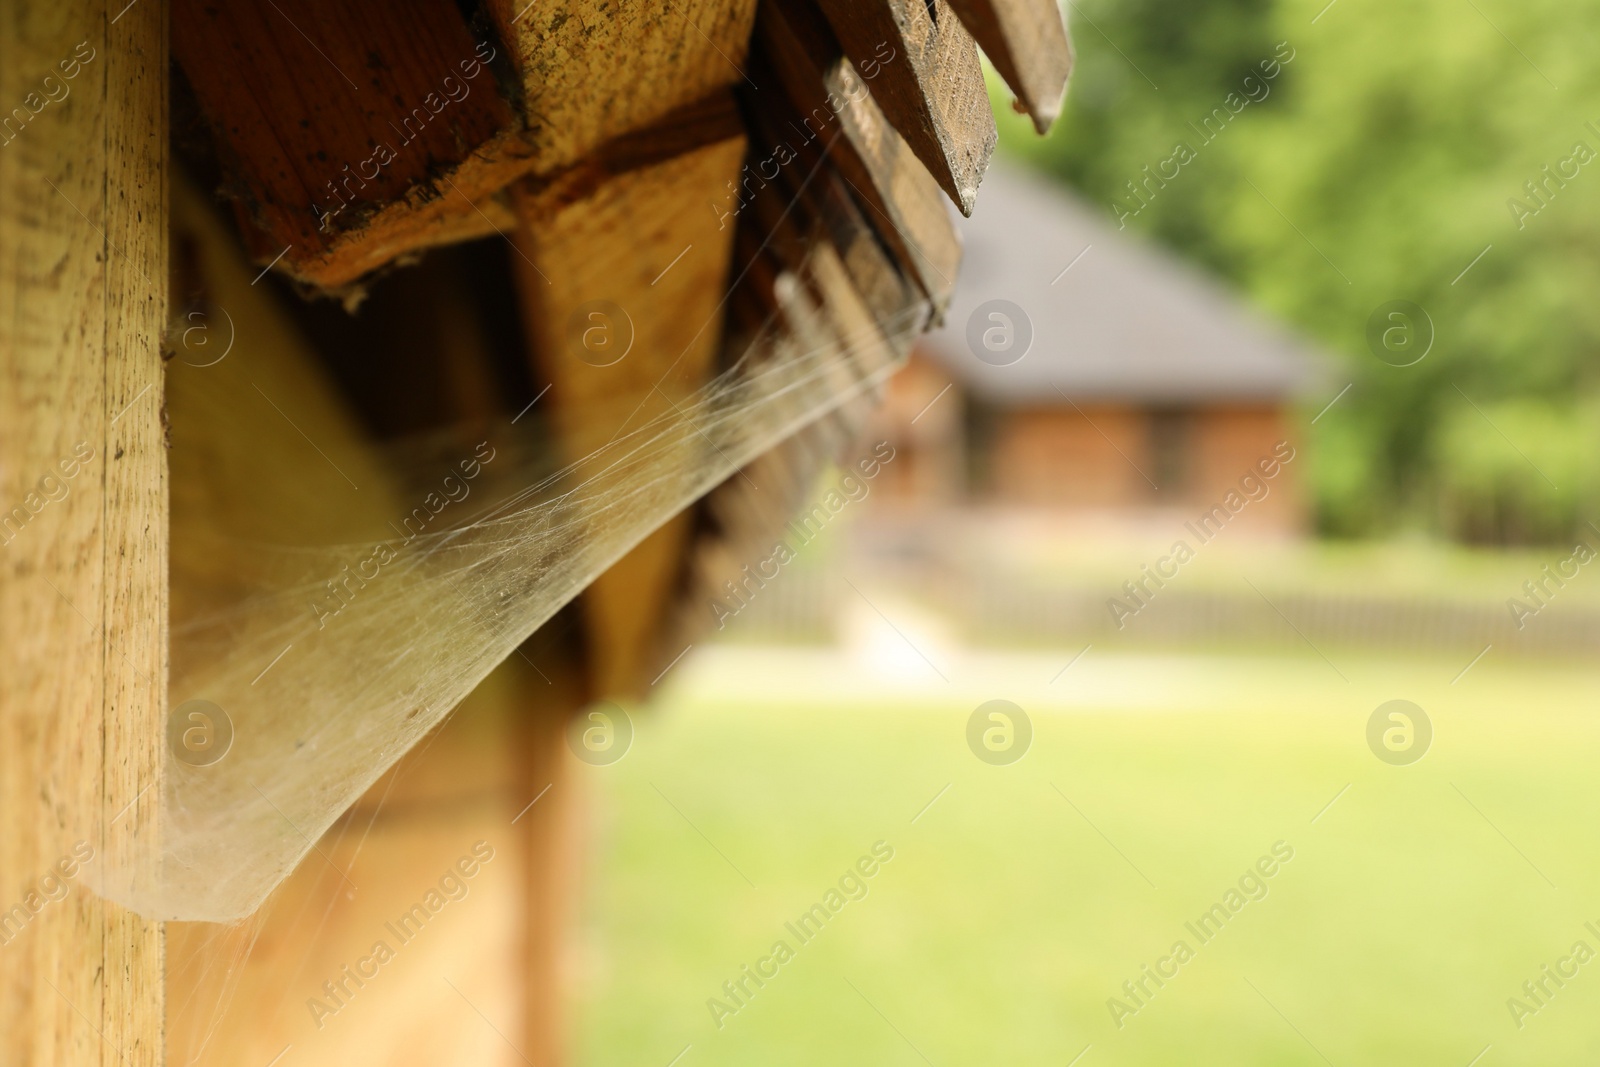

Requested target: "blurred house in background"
[
  {"left": 878, "top": 163, "right": 1324, "bottom": 535},
  {"left": 733, "top": 164, "right": 1600, "bottom": 661}
]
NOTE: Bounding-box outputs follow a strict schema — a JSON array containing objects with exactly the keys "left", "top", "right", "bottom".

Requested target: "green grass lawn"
[{"left": 571, "top": 648, "right": 1600, "bottom": 1066}]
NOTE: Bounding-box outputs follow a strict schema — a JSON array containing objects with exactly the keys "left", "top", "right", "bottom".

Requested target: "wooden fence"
[{"left": 723, "top": 567, "right": 1600, "bottom": 657}]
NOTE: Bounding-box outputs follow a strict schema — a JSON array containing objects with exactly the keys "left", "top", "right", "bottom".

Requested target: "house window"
[{"left": 1147, "top": 408, "right": 1194, "bottom": 497}]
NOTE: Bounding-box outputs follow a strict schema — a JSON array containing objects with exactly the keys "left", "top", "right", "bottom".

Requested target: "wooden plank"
[
  {"left": 748, "top": 0, "right": 962, "bottom": 310},
  {"left": 484, "top": 0, "right": 759, "bottom": 176},
  {"left": 0, "top": 1, "right": 166, "bottom": 1065},
  {"left": 507, "top": 111, "right": 749, "bottom": 697},
  {"left": 813, "top": 173, "right": 928, "bottom": 326},
  {"left": 172, "top": 0, "right": 534, "bottom": 289},
  {"left": 809, "top": 0, "right": 996, "bottom": 214},
  {"left": 946, "top": 0, "right": 1073, "bottom": 134}
]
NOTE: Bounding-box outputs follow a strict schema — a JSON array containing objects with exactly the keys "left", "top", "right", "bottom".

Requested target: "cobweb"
[{"left": 90, "top": 189, "right": 933, "bottom": 923}]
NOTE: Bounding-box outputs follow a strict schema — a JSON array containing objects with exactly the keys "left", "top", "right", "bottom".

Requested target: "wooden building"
[
  {"left": 0, "top": 1, "right": 1072, "bottom": 1064},
  {"left": 878, "top": 162, "right": 1322, "bottom": 534}
]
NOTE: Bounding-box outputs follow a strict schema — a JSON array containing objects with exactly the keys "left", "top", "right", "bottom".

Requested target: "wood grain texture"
[
  {"left": 102, "top": 7, "right": 168, "bottom": 1064},
  {"left": 484, "top": 0, "right": 759, "bottom": 176},
  {"left": 0, "top": 1, "right": 166, "bottom": 1064},
  {"left": 811, "top": 0, "right": 996, "bottom": 214},
  {"left": 172, "top": 0, "right": 534, "bottom": 289},
  {"left": 508, "top": 113, "right": 749, "bottom": 697},
  {"left": 749, "top": 0, "right": 962, "bottom": 310},
  {"left": 945, "top": 0, "right": 1072, "bottom": 134}
]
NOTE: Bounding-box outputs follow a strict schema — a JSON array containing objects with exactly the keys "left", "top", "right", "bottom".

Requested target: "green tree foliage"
[{"left": 999, "top": 0, "right": 1600, "bottom": 543}]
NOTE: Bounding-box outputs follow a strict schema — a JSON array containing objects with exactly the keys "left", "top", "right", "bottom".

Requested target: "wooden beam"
[
  {"left": 172, "top": 0, "right": 534, "bottom": 289},
  {"left": 507, "top": 97, "right": 749, "bottom": 698},
  {"left": 809, "top": 0, "right": 996, "bottom": 214},
  {"left": 946, "top": 0, "right": 1073, "bottom": 134},
  {"left": 484, "top": 0, "right": 759, "bottom": 176},
  {"left": 0, "top": 1, "right": 166, "bottom": 1065}
]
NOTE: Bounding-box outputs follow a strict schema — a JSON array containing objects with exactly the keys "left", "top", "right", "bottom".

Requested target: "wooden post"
[{"left": 0, "top": 1, "right": 167, "bottom": 1065}]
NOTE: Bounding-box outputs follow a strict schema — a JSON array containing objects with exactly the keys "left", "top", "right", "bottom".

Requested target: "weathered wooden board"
[
  {"left": 0, "top": 1, "right": 166, "bottom": 1065},
  {"left": 946, "top": 0, "right": 1073, "bottom": 133},
  {"left": 810, "top": 0, "right": 996, "bottom": 214}
]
